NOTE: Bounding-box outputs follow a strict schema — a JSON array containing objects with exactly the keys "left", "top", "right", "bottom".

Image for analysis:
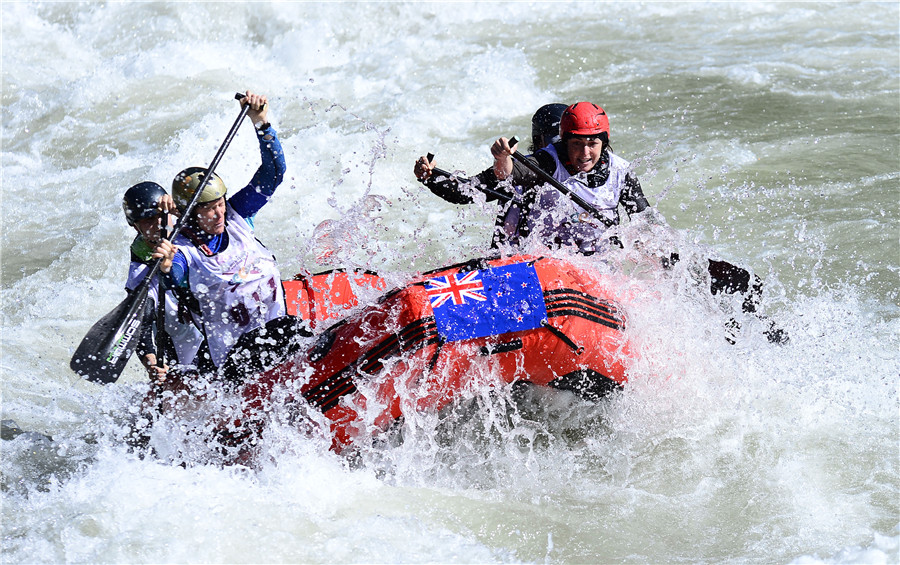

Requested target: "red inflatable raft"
[
  {"left": 282, "top": 268, "right": 386, "bottom": 329},
  {"left": 237, "top": 254, "right": 634, "bottom": 454}
]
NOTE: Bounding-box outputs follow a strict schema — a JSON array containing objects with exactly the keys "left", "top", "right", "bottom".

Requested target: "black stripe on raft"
[
  {"left": 305, "top": 318, "right": 440, "bottom": 412},
  {"left": 359, "top": 318, "right": 437, "bottom": 374},
  {"left": 366, "top": 317, "right": 433, "bottom": 360},
  {"left": 361, "top": 334, "right": 441, "bottom": 375},
  {"left": 546, "top": 308, "right": 623, "bottom": 332},
  {"left": 303, "top": 366, "right": 358, "bottom": 411},
  {"left": 543, "top": 289, "right": 624, "bottom": 331},
  {"left": 545, "top": 297, "right": 620, "bottom": 324},
  {"left": 544, "top": 288, "right": 622, "bottom": 317}
]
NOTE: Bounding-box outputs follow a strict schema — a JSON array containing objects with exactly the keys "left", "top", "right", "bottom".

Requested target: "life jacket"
[
  {"left": 126, "top": 236, "right": 204, "bottom": 365},
  {"left": 495, "top": 145, "right": 632, "bottom": 254},
  {"left": 173, "top": 203, "right": 286, "bottom": 367}
]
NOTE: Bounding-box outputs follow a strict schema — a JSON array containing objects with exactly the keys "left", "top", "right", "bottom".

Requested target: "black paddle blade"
[{"left": 70, "top": 287, "right": 150, "bottom": 384}]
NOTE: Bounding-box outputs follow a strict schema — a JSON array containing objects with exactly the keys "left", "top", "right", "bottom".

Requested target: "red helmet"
[{"left": 560, "top": 102, "right": 610, "bottom": 138}]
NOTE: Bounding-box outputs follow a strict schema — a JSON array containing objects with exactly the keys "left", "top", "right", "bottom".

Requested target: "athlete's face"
[
  {"left": 566, "top": 137, "right": 604, "bottom": 173},
  {"left": 134, "top": 213, "right": 173, "bottom": 244},
  {"left": 195, "top": 197, "right": 226, "bottom": 235}
]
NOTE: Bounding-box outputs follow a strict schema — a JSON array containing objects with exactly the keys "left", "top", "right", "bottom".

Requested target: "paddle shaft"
[
  {"left": 73, "top": 93, "right": 250, "bottom": 383},
  {"left": 154, "top": 213, "right": 170, "bottom": 369},
  {"left": 140, "top": 93, "right": 250, "bottom": 290},
  {"left": 506, "top": 136, "right": 615, "bottom": 229},
  {"left": 424, "top": 153, "right": 516, "bottom": 204}
]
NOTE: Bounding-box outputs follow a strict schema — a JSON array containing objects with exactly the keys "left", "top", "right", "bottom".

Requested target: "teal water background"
[{"left": 2, "top": 3, "right": 897, "bottom": 563}]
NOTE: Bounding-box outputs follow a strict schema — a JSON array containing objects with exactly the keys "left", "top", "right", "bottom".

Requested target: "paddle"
[
  {"left": 501, "top": 136, "right": 783, "bottom": 340},
  {"left": 505, "top": 136, "right": 615, "bottom": 229},
  {"left": 424, "top": 153, "right": 516, "bottom": 204},
  {"left": 70, "top": 92, "right": 250, "bottom": 384},
  {"left": 154, "top": 212, "right": 170, "bottom": 374}
]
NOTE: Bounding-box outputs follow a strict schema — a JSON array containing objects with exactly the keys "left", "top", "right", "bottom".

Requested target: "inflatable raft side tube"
[
  {"left": 283, "top": 269, "right": 386, "bottom": 327},
  {"left": 303, "top": 318, "right": 441, "bottom": 412},
  {"left": 298, "top": 285, "right": 624, "bottom": 416}
]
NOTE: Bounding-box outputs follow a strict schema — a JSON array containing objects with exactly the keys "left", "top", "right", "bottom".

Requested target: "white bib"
[
  {"left": 544, "top": 143, "right": 631, "bottom": 223},
  {"left": 174, "top": 203, "right": 285, "bottom": 366},
  {"left": 126, "top": 262, "right": 204, "bottom": 365}
]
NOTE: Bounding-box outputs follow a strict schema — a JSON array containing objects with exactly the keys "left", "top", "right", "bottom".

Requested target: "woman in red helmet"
[
  {"left": 491, "top": 102, "right": 787, "bottom": 343},
  {"left": 490, "top": 101, "right": 649, "bottom": 254}
]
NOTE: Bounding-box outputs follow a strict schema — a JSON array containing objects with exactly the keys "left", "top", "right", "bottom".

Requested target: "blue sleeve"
[
  {"left": 230, "top": 126, "right": 287, "bottom": 220},
  {"left": 165, "top": 250, "right": 189, "bottom": 289}
]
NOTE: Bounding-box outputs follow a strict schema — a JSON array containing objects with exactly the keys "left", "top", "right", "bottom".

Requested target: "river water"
[{"left": 2, "top": 2, "right": 898, "bottom": 563}]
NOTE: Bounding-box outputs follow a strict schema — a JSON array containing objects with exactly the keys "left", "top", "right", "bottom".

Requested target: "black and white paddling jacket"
[{"left": 423, "top": 143, "right": 649, "bottom": 254}]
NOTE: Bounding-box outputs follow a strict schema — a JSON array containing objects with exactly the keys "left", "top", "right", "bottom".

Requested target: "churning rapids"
[{"left": 2, "top": 3, "right": 898, "bottom": 564}]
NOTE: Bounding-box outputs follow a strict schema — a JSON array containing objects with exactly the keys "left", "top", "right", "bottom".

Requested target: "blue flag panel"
[{"left": 425, "top": 262, "right": 548, "bottom": 342}]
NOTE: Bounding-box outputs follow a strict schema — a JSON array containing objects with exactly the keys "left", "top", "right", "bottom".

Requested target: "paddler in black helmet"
[
  {"left": 122, "top": 181, "right": 205, "bottom": 381},
  {"left": 152, "top": 91, "right": 308, "bottom": 381}
]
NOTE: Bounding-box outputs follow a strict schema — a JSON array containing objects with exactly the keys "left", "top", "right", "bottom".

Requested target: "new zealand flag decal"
[{"left": 425, "top": 262, "right": 548, "bottom": 342}]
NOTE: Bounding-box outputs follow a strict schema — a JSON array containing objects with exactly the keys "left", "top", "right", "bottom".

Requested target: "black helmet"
[
  {"left": 530, "top": 103, "right": 568, "bottom": 152},
  {"left": 123, "top": 181, "right": 167, "bottom": 226}
]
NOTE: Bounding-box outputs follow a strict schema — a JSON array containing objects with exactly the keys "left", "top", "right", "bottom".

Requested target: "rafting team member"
[
  {"left": 414, "top": 103, "right": 575, "bottom": 249},
  {"left": 122, "top": 181, "right": 205, "bottom": 381},
  {"left": 420, "top": 101, "right": 785, "bottom": 342},
  {"left": 153, "top": 91, "right": 305, "bottom": 381},
  {"left": 487, "top": 101, "right": 649, "bottom": 254},
  {"left": 492, "top": 102, "right": 786, "bottom": 341}
]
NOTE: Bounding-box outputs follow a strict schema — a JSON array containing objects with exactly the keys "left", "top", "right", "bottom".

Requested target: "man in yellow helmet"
[{"left": 154, "top": 91, "right": 293, "bottom": 375}]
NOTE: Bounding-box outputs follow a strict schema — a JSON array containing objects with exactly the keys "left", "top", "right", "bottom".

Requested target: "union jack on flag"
[{"left": 425, "top": 271, "right": 486, "bottom": 308}]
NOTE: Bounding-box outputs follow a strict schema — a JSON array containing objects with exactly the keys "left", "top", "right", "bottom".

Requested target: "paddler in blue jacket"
[
  {"left": 122, "top": 181, "right": 205, "bottom": 381},
  {"left": 153, "top": 91, "right": 304, "bottom": 379}
]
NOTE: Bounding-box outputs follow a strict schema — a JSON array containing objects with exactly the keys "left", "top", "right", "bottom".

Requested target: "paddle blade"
[{"left": 70, "top": 288, "right": 150, "bottom": 384}]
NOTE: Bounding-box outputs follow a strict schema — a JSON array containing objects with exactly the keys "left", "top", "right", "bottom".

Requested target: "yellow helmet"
[{"left": 172, "top": 167, "right": 227, "bottom": 211}]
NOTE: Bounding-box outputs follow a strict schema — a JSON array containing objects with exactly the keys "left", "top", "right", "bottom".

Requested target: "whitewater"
[{"left": 2, "top": 2, "right": 898, "bottom": 563}]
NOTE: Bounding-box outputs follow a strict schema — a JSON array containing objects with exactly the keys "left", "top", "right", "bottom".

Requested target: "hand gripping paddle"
[
  {"left": 70, "top": 93, "right": 250, "bottom": 384},
  {"left": 506, "top": 136, "right": 614, "bottom": 229}
]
